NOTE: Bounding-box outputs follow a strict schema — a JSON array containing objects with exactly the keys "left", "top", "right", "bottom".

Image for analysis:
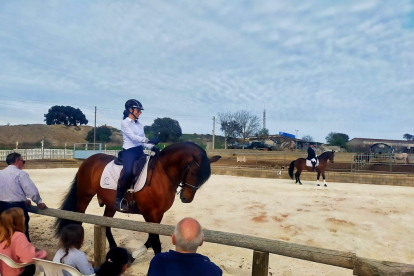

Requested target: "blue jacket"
[
  {"left": 147, "top": 250, "right": 222, "bottom": 276},
  {"left": 307, "top": 147, "right": 316, "bottom": 160}
]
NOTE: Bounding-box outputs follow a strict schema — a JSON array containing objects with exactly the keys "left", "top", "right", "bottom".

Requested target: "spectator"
[
  {"left": 0, "top": 207, "right": 47, "bottom": 276},
  {"left": 53, "top": 224, "right": 94, "bottom": 276},
  {"left": 147, "top": 217, "right": 222, "bottom": 276},
  {"left": 0, "top": 152, "right": 47, "bottom": 242},
  {"left": 95, "top": 247, "right": 129, "bottom": 276}
]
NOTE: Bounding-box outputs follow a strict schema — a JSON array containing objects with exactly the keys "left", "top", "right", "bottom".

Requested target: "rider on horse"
[
  {"left": 307, "top": 143, "right": 317, "bottom": 172},
  {"left": 115, "top": 99, "right": 159, "bottom": 212}
]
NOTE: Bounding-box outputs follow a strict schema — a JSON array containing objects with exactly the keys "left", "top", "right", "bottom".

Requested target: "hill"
[
  {"left": 0, "top": 124, "right": 122, "bottom": 149},
  {"left": 0, "top": 124, "right": 228, "bottom": 149}
]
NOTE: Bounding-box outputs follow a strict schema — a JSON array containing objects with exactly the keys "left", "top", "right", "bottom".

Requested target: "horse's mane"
[
  {"left": 161, "top": 142, "right": 211, "bottom": 187},
  {"left": 319, "top": 151, "right": 333, "bottom": 160}
]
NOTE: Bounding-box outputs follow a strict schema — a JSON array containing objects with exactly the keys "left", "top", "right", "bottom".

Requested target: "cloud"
[{"left": 0, "top": 0, "right": 413, "bottom": 142}]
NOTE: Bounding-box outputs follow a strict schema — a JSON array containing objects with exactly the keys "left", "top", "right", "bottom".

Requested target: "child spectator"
[
  {"left": 53, "top": 224, "right": 94, "bottom": 276},
  {"left": 0, "top": 207, "right": 47, "bottom": 276},
  {"left": 95, "top": 247, "right": 129, "bottom": 276}
]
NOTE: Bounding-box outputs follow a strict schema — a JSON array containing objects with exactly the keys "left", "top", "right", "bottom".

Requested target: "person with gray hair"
[{"left": 147, "top": 217, "right": 222, "bottom": 276}]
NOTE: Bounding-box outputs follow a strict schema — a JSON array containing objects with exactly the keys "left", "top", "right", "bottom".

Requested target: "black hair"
[
  {"left": 96, "top": 247, "right": 129, "bottom": 276},
  {"left": 123, "top": 110, "right": 130, "bottom": 120},
  {"left": 6, "top": 153, "right": 21, "bottom": 165},
  {"left": 58, "top": 224, "right": 85, "bottom": 263}
]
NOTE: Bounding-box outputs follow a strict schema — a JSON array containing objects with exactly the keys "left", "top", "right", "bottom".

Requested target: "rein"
[{"left": 158, "top": 153, "right": 201, "bottom": 194}]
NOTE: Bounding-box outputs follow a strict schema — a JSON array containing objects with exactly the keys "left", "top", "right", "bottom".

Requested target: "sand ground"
[{"left": 26, "top": 168, "right": 414, "bottom": 276}]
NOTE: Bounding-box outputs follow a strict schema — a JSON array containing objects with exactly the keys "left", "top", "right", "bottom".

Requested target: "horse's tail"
[
  {"left": 288, "top": 161, "right": 295, "bottom": 179},
  {"left": 54, "top": 174, "right": 80, "bottom": 237}
]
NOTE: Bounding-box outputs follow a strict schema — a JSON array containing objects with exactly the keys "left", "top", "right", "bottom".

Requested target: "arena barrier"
[{"left": 28, "top": 207, "right": 414, "bottom": 276}]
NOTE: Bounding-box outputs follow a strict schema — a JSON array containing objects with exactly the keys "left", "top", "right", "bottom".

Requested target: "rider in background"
[
  {"left": 116, "top": 99, "right": 159, "bottom": 212},
  {"left": 306, "top": 143, "right": 317, "bottom": 172}
]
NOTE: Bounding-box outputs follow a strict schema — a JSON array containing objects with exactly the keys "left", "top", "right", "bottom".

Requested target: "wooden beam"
[
  {"left": 94, "top": 225, "right": 106, "bottom": 268},
  {"left": 252, "top": 251, "right": 269, "bottom": 276}
]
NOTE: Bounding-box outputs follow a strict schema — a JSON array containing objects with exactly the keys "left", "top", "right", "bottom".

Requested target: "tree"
[
  {"left": 86, "top": 126, "right": 112, "bottom": 143},
  {"left": 302, "top": 135, "right": 314, "bottom": 142},
  {"left": 325, "top": 132, "right": 349, "bottom": 148},
  {"left": 255, "top": 128, "right": 269, "bottom": 140},
  {"left": 234, "top": 110, "right": 260, "bottom": 149},
  {"left": 403, "top": 133, "right": 413, "bottom": 141},
  {"left": 217, "top": 112, "right": 241, "bottom": 149},
  {"left": 44, "top": 105, "right": 88, "bottom": 126},
  {"left": 146, "top": 117, "right": 182, "bottom": 143}
]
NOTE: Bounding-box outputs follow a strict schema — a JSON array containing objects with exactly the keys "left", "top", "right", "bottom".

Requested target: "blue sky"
[{"left": 0, "top": 0, "right": 413, "bottom": 142}]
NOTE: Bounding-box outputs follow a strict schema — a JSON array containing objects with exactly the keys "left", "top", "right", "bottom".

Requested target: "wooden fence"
[{"left": 27, "top": 207, "right": 414, "bottom": 276}]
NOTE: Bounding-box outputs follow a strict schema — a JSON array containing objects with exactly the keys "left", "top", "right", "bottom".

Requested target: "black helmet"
[{"left": 125, "top": 99, "right": 144, "bottom": 111}]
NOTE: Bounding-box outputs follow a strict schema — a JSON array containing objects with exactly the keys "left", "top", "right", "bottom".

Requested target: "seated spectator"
[
  {"left": 147, "top": 217, "right": 222, "bottom": 276},
  {"left": 95, "top": 247, "right": 129, "bottom": 276},
  {"left": 0, "top": 207, "right": 47, "bottom": 276},
  {"left": 53, "top": 224, "right": 94, "bottom": 276}
]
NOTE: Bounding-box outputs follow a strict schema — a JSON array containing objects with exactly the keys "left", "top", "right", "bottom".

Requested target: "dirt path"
[{"left": 27, "top": 168, "right": 414, "bottom": 276}]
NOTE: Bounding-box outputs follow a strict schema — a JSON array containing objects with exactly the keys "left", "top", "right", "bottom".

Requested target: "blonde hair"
[{"left": 0, "top": 207, "right": 26, "bottom": 249}]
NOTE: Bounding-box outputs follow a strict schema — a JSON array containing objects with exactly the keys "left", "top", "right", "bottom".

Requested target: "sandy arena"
[{"left": 27, "top": 168, "right": 414, "bottom": 276}]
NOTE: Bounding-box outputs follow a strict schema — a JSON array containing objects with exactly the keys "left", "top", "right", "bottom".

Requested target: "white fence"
[{"left": 0, "top": 149, "right": 75, "bottom": 161}]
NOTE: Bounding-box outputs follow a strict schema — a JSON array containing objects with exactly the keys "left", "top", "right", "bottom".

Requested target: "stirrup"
[{"left": 116, "top": 198, "right": 129, "bottom": 212}]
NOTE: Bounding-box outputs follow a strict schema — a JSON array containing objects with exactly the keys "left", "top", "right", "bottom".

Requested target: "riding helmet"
[{"left": 125, "top": 99, "right": 144, "bottom": 110}]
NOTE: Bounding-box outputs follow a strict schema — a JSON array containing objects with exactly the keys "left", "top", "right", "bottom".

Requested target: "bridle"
[{"left": 158, "top": 153, "right": 201, "bottom": 195}]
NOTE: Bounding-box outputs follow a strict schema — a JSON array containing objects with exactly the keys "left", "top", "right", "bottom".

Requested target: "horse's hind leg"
[
  {"left": 323, "top": 173, "right": 327, "bottom": 187},
  {"left": 103, "top": 206, "right": 117, "bottom": 248},
  {"left": 294, "top": 172, "right": 299, "bottom": 184}
]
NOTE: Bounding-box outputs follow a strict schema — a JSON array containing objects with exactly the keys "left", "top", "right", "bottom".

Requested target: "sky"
[{"left": 0, "top": 0, "right": 413, "bottom": 143}]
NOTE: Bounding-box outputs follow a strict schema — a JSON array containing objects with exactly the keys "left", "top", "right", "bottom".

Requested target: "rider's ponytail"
[{"left": 123, "top": 109, "right": 129, "bottom": 120}]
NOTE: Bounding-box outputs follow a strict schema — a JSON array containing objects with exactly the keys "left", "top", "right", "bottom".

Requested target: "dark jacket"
[
  {"left": 147, "top": 250, "right": 222, "bottom": 276},
  {"left": 307, "top": 147, "right": 316, "bottom": 160}
]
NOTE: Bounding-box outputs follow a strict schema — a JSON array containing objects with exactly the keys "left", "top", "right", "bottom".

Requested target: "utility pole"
[
  {"left": 263, "top": 102, "right": 266, "bottom": 130},
  {"left": 212, "top": 116, "right": 215, "bottom": 149},
  {"left": 295, "top": 129, "right": 298, "bottom": 152},
  {"left": 94, "top": 106, "right": 97, "bottom": 150}
]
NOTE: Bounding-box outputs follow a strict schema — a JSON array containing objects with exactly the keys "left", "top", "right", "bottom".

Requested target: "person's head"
[
  {"left": 123, "top": 99, "right": 144, "bottom": 120},
  {"left": 172, "top": 217, "right": 204, "bottom": 253},
  {"left": 6, "top": 152, "right": 25, "bottom": 169},
  {"left": 96, "top": 247, "right": 129, "bottom": 276},
  {"left": 309, "top": 143, "right": 314, "bottom": 148},
  {"left": 0, "top": 207, "right": 26, "bottom": 248},
  {"left": 58, "top": 224, "right": 85, "bottom": 263}
]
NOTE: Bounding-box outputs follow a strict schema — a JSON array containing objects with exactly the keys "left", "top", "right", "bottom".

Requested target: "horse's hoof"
[
  {"left": 317, "top": 184, "right": 320, "bottom": 186},
  {"left": 324, "top": 184, "right": 327, "bottom": 187},
  {"left": 132, "top": 245, "right": 148, "bottom": 259},
  {"left": 299, "top": 182, "right": 302, "bottom": 185}
]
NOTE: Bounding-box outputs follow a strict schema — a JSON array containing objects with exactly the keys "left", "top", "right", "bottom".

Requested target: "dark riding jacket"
[{"left": 307, "top": 147, "right": 316, "bottom": 160}]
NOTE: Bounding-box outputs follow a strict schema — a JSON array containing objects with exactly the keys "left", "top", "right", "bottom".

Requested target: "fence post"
[
  {"left": 256, "top": 152, "right": 258, "bottom": 167},
  {"left": 252, "top": 250, "right": 269, "bottom": 276},
  {"left": 94, "top": 225, "right": 106, "bottom": 268}
]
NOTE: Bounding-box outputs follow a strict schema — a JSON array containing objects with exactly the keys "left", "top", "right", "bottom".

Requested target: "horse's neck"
[{"left": 318, "top": 152, "right": 329, "bottom": 162}]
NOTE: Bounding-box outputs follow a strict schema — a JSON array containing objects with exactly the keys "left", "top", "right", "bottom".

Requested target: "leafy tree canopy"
[
  {"left": 325, "top": 132, "right": 349, "bottom": 147},
  {"left": 403, "top": 133, "right": 413, "bottom": 141},
  {"left": 255, "top": 128, "right": 269, "bottom": 139},
  {"left": 44, "top": 105, "right": 88, "bottom": 126},
  {"left": 86, "top": 126, "right": 112, "bottom": 143},
  {"left": 145, "top": 117, "right": 182, "bottom": 143}
]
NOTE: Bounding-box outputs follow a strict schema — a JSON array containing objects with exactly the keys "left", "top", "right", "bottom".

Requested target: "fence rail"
[
  {"left": 27, "top": 207, "right": 414, "bottom": 276},
  {"left": 0, "top": 149, "right": 74, "bottom": 161}
]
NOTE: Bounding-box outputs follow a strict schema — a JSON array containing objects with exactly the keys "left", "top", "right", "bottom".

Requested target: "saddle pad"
[
  {"left": 306, "top": 159, "right": 319, "bottom": 167},
  {"left": 100, "top": 156, "right": 151, "bottom": 192}
]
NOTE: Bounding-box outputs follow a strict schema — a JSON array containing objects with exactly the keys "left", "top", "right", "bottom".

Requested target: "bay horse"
[
  {"left": 54, "top": 142, "right": 221, "bottom": 256},
  {"left": 288, "top": 151, "right": 335, "bottom": 187}
]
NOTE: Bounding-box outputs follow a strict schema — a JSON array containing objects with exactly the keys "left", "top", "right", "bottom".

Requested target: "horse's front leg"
[
  {"left": 317, "top": 172, "right": 320, "bottom": 186},
  {"left": 133, "top": 211, "right": 164, "bottom": 258},
  {"left": 322, "top": 173, "right": 327, "bottom": 187}
]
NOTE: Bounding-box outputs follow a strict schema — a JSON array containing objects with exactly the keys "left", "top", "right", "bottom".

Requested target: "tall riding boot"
[
  {"left": 115, "top": 184, "right": 129, "bottom": 212},
  {"left": 312, "top": 162, "right": 316, "bottom": 172}
]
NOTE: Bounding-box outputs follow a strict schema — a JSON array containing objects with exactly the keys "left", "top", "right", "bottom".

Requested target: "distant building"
[{"left": 347, "top": 138, "right": 414, "bottom": 153}]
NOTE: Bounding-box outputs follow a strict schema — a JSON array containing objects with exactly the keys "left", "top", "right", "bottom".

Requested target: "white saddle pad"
[
  {"left": 100, "top": 156, "right": 151, "bottom": 192},
  {"left": 306, "top": 159, "right": 319, "bottom": 167}
]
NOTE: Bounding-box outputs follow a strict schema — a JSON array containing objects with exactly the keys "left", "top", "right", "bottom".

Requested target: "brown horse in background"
[
  {"left": 288, "top": 151, "right": 335, "bottom": 187},
  {"left": 54, "top": 142, "right": 221, "bottom": 256}
]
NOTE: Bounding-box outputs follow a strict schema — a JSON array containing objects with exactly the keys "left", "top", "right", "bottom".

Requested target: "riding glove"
[{"left": 148, "top": 138, "right": 160, "bottom": 145}]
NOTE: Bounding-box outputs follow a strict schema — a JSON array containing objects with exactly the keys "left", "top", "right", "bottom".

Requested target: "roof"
[{"left": 349, "top": 138, "right": 414, "bottom": 144}]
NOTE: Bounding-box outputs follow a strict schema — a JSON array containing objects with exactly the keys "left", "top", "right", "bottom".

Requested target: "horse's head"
[
  {"left": 179, "top": 154, "right": 221, "bottom": 203},
  {"left": 328, "top": 150, "right": 335, "bottom": 163}
]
